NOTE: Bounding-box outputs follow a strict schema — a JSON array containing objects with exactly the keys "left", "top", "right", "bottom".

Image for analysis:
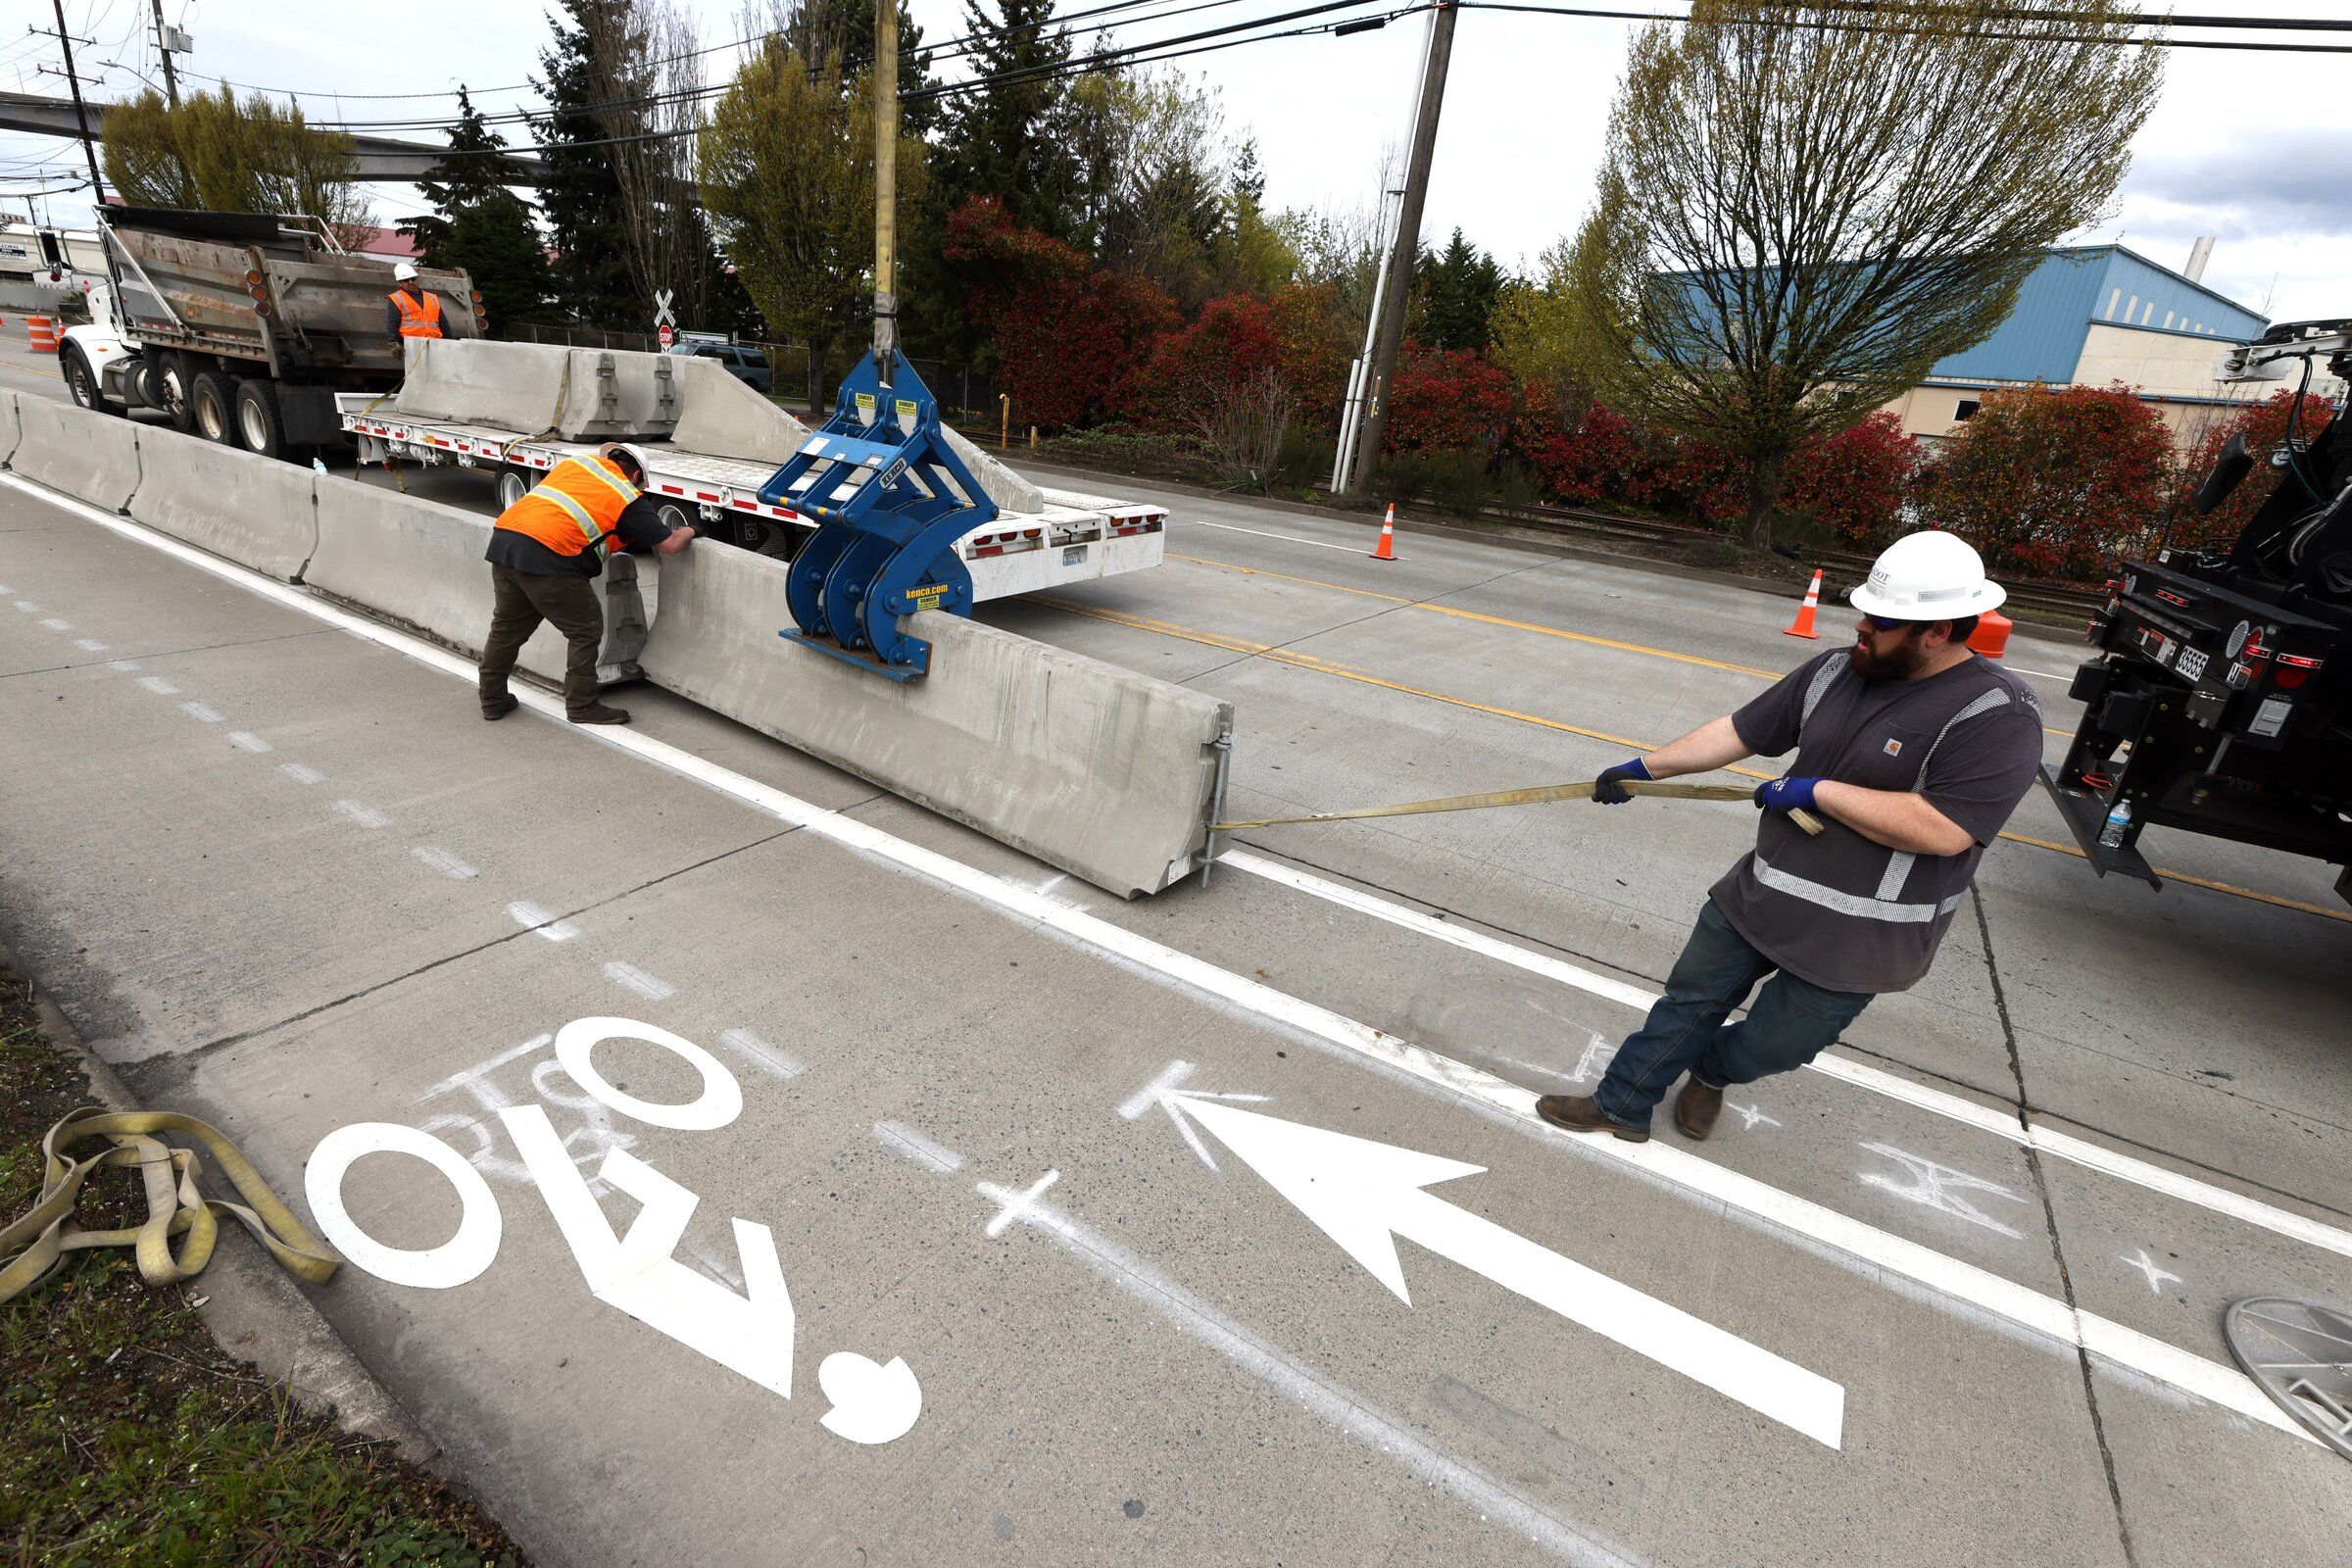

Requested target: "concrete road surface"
[{"left": 2, "top": 343, "right": 2348, "bottom": 1567}]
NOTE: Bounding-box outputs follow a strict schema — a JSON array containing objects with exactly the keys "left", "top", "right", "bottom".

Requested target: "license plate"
[{"left": 1062, "top": 545, "right": 1088, "bottom": 565}]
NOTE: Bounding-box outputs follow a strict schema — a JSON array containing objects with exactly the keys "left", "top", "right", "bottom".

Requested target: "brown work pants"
[{"left": 480, "top": 564, "right": 604, "bottom": 718}]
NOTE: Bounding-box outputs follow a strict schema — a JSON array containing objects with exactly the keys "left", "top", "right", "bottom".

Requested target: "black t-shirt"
[{"left": 484, "top": 493, "right": 672, "bottom": 578}]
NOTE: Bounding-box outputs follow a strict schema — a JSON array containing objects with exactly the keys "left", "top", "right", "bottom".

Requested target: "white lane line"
[
  {"left": 39, "top": 617, "right": 71, "bottom": 631},
  {"left": 506, "top": 900, "right": 579, "bottom": 942},
  {"left": 279, "top": 761, "right": 324, "bottom": 785},
  {"left": 226, "top": 731, "right": 272, "bottom": 754},
  {"left": 1186, "top": 518, "right": 1372, "bottom": 555},
  {"left": 332, "top": 799, "right": 389, "bottom": 829},
  {"left": 179, "top": 701, "right": 224, "bottom": 723},
  {"left": 410, "top": 846, "right": 480, "bottom": 880},
  {"left": 74, "top": 638, "right": 108, "bottom": 652},
  {"left": 10, "top": 470, "right": 2302, "bottom": 1446},
  {"left": 135, "top": 674, "right": 179, "bottom": 696},
  {"left": 975, "top": 1182, "right": 1641, "bottom": 1566},
  {"left": 1222, "top": 849, "right": 2352, "bottom": 1265},
  {"left": 2003, "top": 663, "right": 2077, "bottom": 683},
  {"left": 718, "top": 1027, "right": 803, "bottom": 1080},
  {"left": 601, "top": 960, "right": 675, "bottom": 1002},
  {"left": 875, "top": 1120, "right": 964, "bottom": 1174}
]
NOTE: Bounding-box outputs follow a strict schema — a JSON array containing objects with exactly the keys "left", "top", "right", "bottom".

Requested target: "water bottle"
[
  {"left": 2098, "top": 799, "right": 2132, "bottom": 850},
  {"left": 312, "top": 456, "right": 328, "bottom": 475}
]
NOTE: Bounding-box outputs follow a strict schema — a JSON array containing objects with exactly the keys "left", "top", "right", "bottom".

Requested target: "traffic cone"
[
  {"left": 1370, "top": 505, "right": 1398, "bottom": 562},
  {"left": 1783, "top": 568, "right": 1822, "bottom": 639}
]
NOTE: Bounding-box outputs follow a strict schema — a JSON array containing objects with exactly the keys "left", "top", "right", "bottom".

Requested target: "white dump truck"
[{"left": 339, "top": 337, "right": 1166, "bottom": 603}]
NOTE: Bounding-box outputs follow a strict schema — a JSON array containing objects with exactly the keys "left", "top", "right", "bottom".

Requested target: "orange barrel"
[
  {"left": 1967, "top": 608, "right": 2013, "bottom": 660},
  {"left": 26, "top": 316, "right": 57, "bottom": 352}
]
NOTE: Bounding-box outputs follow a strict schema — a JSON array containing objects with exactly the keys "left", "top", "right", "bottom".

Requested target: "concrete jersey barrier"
[
  {"left": 308, "top": 476, "right": 647, "bottom": 688},
  {"left": 398, "top": 339, "right": 680, "bottom": 439},
  {"left": 640, "top": 545, "right": 1233, "bottom": 897},
  {"left": 6, "top": 394, "right": 142, "bottom": 513},
  {"left": 128, "top": 421, "right": 318, "bottom": 583},
  {"left": 666, "top": 355, "right": 810, "bottom": 464},
  {"left": 0, "top": 389, "right": 20, "bottom": 466}
]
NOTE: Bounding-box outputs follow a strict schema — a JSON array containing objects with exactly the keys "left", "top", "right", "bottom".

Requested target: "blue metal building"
[{"left": 1923, "top": 245, "right": 2264, "bottom": 390}]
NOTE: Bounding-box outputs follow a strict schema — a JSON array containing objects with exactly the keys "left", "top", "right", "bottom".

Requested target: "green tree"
[
  {"left": 1063, "top": 68, "right": 1230, "bottom": 310},
  {"left": 700, "top": 40, "right": 925, "bottom": 412},
  {"left": 534, "top": 1, "right": 641, "bottom": 327},
  {"left": 401, "top": 89, "right": 548, "bottom": 332},
  {"left": 1417, "top": 228, "right": 1500, "bottom": 351},
  {"left": 1491, "top": 239, "right": 1609, "bottom": 422},
  {"left": 740, "top": 0, "right": 941, "bottom": 133},
  {"left": 1568, "top": 0, "right": 2162, "bottom": 550},
  {"left": 100, "top": 88, "right": 371, "bottom": 244},
  {"left": 930, "top": 0, "right": 1078, "bottom": 237}
]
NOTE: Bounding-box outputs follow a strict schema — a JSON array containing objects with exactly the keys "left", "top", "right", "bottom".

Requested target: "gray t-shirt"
[{"left": 1711, "top": 648, "right": 2044, "bottom": 995}]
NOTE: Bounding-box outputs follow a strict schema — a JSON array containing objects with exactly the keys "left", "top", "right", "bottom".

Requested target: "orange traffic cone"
[
  {"left": 1371, "top": 505, "right": 1398, "bottom": 562},
  {"left": 1783, "top": 568, "right": 1823, "bottom": 639}
]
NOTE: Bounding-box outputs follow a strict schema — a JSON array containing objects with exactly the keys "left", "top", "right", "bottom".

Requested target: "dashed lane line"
[
  {"left": 3, "top": 469, "right": 2311, "bottom": 1446},
  {"left": 1040, "top": 597, "right": 2350, "bottom": 927},
  {"left": 1220, "top": 848, "right": 2352, "bottom": 1264}
]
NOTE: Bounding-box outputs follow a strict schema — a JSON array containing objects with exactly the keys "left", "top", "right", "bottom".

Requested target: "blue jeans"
[{"left": 1592, "top": 899, "right": 1874, "bottom": 1130}]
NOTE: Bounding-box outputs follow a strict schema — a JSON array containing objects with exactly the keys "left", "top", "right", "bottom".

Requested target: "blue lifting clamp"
[{"left": 757, "top": 351, "right": 1000, "bottom": 680}]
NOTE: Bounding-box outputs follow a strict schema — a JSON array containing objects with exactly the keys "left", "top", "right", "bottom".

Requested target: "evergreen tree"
[
  {"left": 401, "top": 90, "right": 548, "bottom": 332},
  {"left": 930, "top": 0, "right": 1078, "bottom": 237},
  {"left": 761, "top": 0, "right": 942, "bottom": 134},
  {"left": 1418, "top": 228, "right": 1502, "bottom": 351},
  {"left": 533, "top": 0, "right": 641, "bottom": 328}
]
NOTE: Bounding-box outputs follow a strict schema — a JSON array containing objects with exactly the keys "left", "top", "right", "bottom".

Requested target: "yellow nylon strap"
[
  {"left": 1213, "top": 778, "right": 1825, "bottom": 836},
  {"left": 0, "top": 1107, "right": 339, "bottom": 1304}
]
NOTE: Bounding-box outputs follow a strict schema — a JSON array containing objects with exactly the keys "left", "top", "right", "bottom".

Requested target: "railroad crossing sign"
[{"left": 654, "top": 289, "right": 678, "bottom": 347}]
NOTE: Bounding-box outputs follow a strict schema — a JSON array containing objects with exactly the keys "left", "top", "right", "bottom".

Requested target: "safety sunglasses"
[{"left": 1860, "top": 614, "right": 1912, "bottom": 632}]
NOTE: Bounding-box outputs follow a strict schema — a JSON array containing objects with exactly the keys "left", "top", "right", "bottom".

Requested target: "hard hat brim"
[{"left": 1847, "top": 580, "right": 2007, "bottom": 619}]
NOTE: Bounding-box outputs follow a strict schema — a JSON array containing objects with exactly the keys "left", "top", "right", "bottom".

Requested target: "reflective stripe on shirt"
[{"left": 1752, "top": 853, "right": 1968, "bottom": 924}]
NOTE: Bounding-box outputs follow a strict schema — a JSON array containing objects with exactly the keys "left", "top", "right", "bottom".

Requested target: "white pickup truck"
[{"left": 339, "top": 338, "right": 1166, "bottom": 604}]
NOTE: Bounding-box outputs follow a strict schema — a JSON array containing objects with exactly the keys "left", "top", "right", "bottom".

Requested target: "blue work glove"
[
  {"left": 1754, "top": 776, "right": 1821, "bottom": 814},
  {"left": 1592, "top": 758, "right": 1651, "bottom": 805}
]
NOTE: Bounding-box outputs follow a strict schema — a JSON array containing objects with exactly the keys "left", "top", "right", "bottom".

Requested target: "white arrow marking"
[{"left": 1174, "top": 1096, "right": 1846, "bottom": 1448}]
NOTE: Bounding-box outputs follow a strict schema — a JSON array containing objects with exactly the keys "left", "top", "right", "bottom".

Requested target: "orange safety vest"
[
  {"left": 390, "top": 287, "right": 444, "bottom": 339},
  {"left": 493, "top": 456, "right": 640, "bottom": 559}
]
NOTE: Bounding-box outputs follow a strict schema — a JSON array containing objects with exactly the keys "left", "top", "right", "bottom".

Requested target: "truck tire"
[
  {"left": 191, "top": 370, "right": 239, "bottom": 444},
  {"left": 156, "top": 353, "right": 197, "bottom": 433},
  {"left": 495, "top": 467, "right": 531, "bottom": 512},
  {"left": 62, "top": 347, "right": 120, "bottom": 416},
  {"left": 233, "top": 379, "right": 288, "bottom": 460}
]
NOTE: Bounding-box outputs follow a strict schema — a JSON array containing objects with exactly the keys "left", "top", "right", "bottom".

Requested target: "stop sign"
[{"left": 657, "top": 323, "right": 675, "bottom": 348}]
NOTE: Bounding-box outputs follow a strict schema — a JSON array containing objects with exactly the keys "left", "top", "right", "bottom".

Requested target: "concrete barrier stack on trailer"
[
  {"left": 640, "top": 544, "right": 1234, "bottom": 897},
  {"left": 396, "top": 339, "right": 681, "bottom": 439}
]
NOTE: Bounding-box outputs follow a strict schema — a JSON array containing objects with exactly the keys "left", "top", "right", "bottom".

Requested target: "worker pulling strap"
[
  {"left": 0, "top": 1107, "right": 339, "bottom": 1304},
  {"left": 1213, "top": 779, "right": 1826, "bottom": 835}
]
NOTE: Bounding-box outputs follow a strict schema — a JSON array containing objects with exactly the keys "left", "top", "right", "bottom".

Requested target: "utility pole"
[
  {"left": 150, "top": 0, "right": 180, "bottom": 107},
  {"left": 1344, "top": 0, "right": 1456, "bottom": 497},
  {"left": 872, "top": 0, "right": 899, "bottom": 391},
  {"left": 41, "top": 1, "right": 109, "bottom": 205}
]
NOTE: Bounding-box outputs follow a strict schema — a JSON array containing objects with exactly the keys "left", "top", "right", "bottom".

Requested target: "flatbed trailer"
[{"left": 337, "top": 398, "right": 1168, "bottom": 604}]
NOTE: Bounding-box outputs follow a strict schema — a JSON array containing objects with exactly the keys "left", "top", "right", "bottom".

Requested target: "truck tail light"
[{"left": 2275, "top": 653, "right": 2322, "bottom": 689}]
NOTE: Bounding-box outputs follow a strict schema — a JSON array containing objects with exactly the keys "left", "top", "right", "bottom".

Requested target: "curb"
[
  {"left": 1, "top": 942, "right": 443, "bottom": 1468},
  {"left": 1013, "top": 453, "right": 2091, "bottom": 652}
]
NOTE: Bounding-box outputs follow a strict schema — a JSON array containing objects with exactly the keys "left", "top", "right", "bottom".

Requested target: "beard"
[{"left": 1849, "top": 630, "right": 1931, "bottom": 682}]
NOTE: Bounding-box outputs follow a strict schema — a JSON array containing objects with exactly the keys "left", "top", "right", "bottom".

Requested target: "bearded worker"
[{"left": 1540, "top": 530, "right": 2042, "bottom": 1144}]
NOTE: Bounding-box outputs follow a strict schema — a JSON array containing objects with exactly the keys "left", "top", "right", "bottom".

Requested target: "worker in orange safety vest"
[
  {"left": 479, "top": 442, "right": 697, "bottom": 725},
  {"left": 386, "top": 261, "right": 445, "bottom": 342}
]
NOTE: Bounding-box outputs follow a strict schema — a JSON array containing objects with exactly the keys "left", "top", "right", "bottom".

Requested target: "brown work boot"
[
  {"left": 569, "top": 705, "right": 630, "bottom": 726},
  {"left": 1534, "top": 1094, "right": 1649, "bottom": 1143},
  {"left": 481, "top": 694, "right": 519, "bottom": 721},
  {"left": 1674, "top": 1079, "right": 1724, "bottom": 1142}
]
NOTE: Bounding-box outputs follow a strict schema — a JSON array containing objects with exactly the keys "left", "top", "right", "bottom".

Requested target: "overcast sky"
[{"left": 2, "top": 0, "right": 2343, "bottom": 321}]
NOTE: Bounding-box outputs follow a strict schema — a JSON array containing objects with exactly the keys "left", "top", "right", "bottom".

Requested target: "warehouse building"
[{"left": 1878, "top": 241, "right": 2278, "bottom": 447}]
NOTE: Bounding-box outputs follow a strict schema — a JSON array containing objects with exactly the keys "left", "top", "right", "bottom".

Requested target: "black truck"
[{"left": 2042, "top": 318, "right": 2352, "bottom": 907}]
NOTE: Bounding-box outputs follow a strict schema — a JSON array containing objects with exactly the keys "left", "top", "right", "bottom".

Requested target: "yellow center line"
[
  {"left": 1167, "top": 549, "right": 2077, "bottom": 741},
  {"left": 1039, "top": 597, "right": 2351, "bottom": 927}
]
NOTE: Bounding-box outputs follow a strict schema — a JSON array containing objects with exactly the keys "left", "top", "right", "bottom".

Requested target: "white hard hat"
[
  {"left": 1849, "top": 530, "right": 2006, "bottom": 620},
  {"left": 393, "top": 261, "right": 419, "bottom": 281},
  {"left": 601, "top": 442, "right": 650, "bottom": 480}
]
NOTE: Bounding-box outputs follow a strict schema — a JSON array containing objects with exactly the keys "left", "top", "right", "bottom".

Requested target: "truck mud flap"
[
  {"left": 308, "top": 477, "right": 645, "bottom": 687},
  {"left": 3, "top": 392, "right": 141, "bottom": 514},
  {"left": 639, "top": 545, "right": 1232, "bottom": 898},
  {"left": 127, "top": 420, "right": 318, "bottom": 582}
]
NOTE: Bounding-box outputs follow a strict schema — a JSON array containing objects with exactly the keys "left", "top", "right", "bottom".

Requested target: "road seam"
[{"left": 1976, "top": 887, "right": 2141, "bottom": 1568}]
